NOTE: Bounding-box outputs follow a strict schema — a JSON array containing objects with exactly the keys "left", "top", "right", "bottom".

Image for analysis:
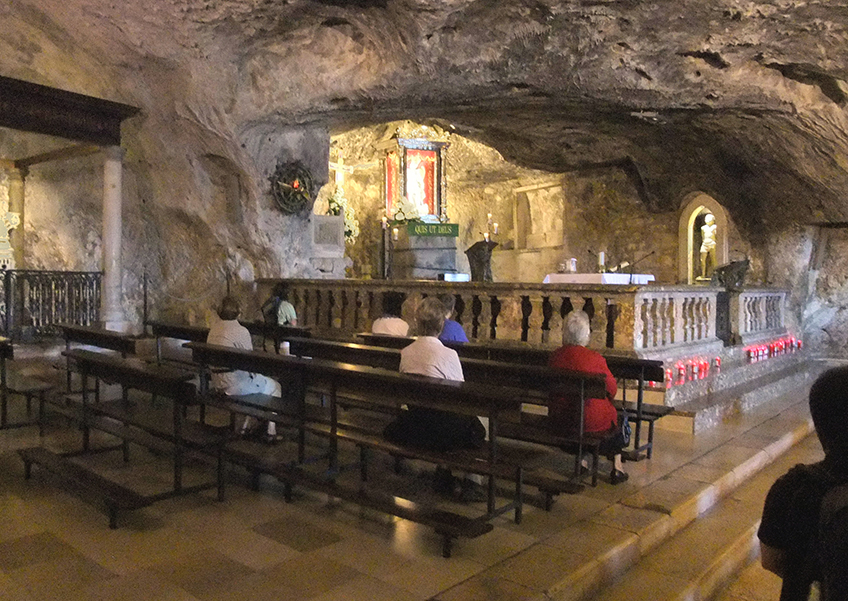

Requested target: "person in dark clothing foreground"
[{"left": 759, "top": 366, "right": 848, "bottom": 601}]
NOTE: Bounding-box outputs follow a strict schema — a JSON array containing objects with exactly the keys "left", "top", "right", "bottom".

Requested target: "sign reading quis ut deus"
[{"left": 407, "top": 223, "right": 459, "bottom": 237}]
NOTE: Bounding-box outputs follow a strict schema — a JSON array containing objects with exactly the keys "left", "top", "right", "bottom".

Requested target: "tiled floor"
[{"left": 0, "top": 366, "right": 818, "bottom": 601}]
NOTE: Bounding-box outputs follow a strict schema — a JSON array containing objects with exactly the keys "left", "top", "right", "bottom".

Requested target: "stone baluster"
[
  {"left": 458, "top": 292, "right": 475, "bottom": 341},
  {"left": 316, "top": 289, "right": 331, "bottom": 330},
  {"left": 361, "top": 290, "right": 375, "bottom": 330},
  {"left": 525, "top": 293, "right": 545, "bottom": 345},
  {"left": 688, "top": 297, "right": 697, "bottom": 342},
  {"left": 634, "top": 297, "right": 648, "bottom": 349},
  {"left": 342, "top": 287, "right": 356, "bottom": 330},
  {"left": 745, "top": 297, "right": 754, "bottom": 334},
  {"left": 657, "top": 296, "right": 669, "bottom": 346},
  {"left": 680, "top": 297, "right": 689, "bottom": 342},
  {"left": 329, "top": 289, "right": 342, "bottom": 329},
  {"left": 704, "top": 295, "right": 718, "bottom": 340},
  {"left": 490, "top": 295, "right": 502, "bottom": 340},
  {"left": 609, "top": 295, "right": 634, "bottom": 351},
  {"left": 351, "top": 289, "right": 364, "bottom": 331},
  {"left": 478, "top": 294, "right": 494, "bottom": 341},
  {"left": 548, "top": 295, "right": 565, "bottom": 346},
  {"left": 297, "top": 287, "right": 311, "bottom": 327},
  {"left": 497, "top": 294, "right": 523, "bottom": 342},
  {"left": 697, "top": 296, "right": 707, "bottom": 340},
  {"left": 691, "top": 297, "right": 701, "bottom": 340},
  {"left": 650, "top": 298, "right": 661, "bottom": 348},
  {"left": 290, "top": 285, "right": 304, "bottom": 324}
]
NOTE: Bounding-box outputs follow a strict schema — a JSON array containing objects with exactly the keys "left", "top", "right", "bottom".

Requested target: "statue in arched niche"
[{"left": 698, "top": 213, "right": 717, "bottom": 279}]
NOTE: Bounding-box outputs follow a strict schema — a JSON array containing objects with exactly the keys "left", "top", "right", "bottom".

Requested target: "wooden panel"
[{"left": 0, "top": 76, "right": 139, "bottom": 146}]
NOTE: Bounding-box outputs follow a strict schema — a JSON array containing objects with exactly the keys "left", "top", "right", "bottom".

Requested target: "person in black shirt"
[{"left": 759, "top": 366, "right": 848, "bottom": 600}]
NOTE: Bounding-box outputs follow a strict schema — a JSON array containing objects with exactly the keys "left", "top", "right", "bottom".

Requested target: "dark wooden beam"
[
  {"left": 0, "top": 76, "right": 139, "bottom": 146},
  {"left": 15, "top": 144, "right": 101, "bottom": 168}
]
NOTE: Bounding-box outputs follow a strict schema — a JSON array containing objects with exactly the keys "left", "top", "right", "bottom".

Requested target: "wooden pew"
[
  {"left": 356, "top": 332, "right": 668, "bottom": 459},
  {"left": 21, "top": 349, "right": 224, "bottom": 528},
  {"left": 145, "top": 321, "right": 210, "bottom": 366},
  {"left": 0, "top": 338, "right": 54, "bottom": 431},
  {"left": 186, "top": 341, "right": 555, "bottom": 557},
  {"left": 287, "top": 337, "right": 615, "bottom": 487},
  {"left": 240, "top": 320, "right": 311, "bottom": 353},
  {"left": 56, "top": 323, "right": 146, "bottom": 392}
]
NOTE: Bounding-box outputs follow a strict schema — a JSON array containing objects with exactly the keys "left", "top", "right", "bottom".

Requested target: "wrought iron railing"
[{"left": 0, "top": 269, "right": 102, "bottom": 339}]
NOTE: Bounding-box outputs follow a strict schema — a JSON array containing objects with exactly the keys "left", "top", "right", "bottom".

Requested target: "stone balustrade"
[
  {"left": 633, "top": 287, "right": 718, "bottom": 354},
  {"left": 730, "top": 288, "right": 787, "bottom": 344},
  {"left": 254, "top": 279, "right": 785, "bottom": 360}
]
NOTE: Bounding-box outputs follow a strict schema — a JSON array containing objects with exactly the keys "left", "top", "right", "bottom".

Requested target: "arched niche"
[{"left": 678, "top": 193, "right": 729, "bottom": 284}]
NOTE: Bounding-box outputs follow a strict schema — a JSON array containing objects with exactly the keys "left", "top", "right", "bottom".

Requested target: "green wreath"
[{"left": 269, "top": 161, "right": 314, "bottom": 214}]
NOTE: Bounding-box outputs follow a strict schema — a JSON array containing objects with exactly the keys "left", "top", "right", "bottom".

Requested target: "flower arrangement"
[{"left": 327, "top": 185, "right": 360, "bottom": 244}]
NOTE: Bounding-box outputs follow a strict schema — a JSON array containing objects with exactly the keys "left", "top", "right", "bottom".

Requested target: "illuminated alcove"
[{"left": 315, "top": 120, "right": 688, "bottom": 284}]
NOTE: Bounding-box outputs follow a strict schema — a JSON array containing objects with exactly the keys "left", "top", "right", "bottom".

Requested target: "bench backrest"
[
  {"left": 65, "top": 349, "right": 196, "bottom": 400},
  {"left": 185, "top": 341, "right": 525, "bottom": 417},
  {"left": 241, "top": 320, "right": 311, "bottom": 341},
  {"left": 289, "top": 337, "right": 400, "bottom": 370},
  {"left": 58, "top": 324, "right": 140, "bottom": 355},
  {"left": 146, "top": 321, "right": 210, "bottom": 343},
  {"left": 248, "top": 337, "right": 606, "bottom": 401},
  {"left": 357, "top": 332, "right": 664, "bottom": 383}
]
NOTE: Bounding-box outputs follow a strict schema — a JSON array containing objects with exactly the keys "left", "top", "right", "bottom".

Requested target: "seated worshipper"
[
  {"left": 549, "top": 310, "right": 628, "bottom": 484},
  {"left": 759, "top": 366, "right": 848, "bottom": 600},
  {"left": 207, "top": 296, "right": 283, "bottom": 443},
  {"left": 261, "top": 283, "right": 297, "bottom": 326},
  {"left": 437, "top": 293, "right": 469, "bottom": 344},
  {"left": 371, "top": 291, "right": 409, "bottom": 336},
  {"left": 383, "top": 296, "right": 486, "bottom": 501}
]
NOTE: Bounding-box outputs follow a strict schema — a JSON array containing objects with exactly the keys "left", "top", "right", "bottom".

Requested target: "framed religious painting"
[{"left": 384, "top": 138, "right": 449, "bottom": 223}]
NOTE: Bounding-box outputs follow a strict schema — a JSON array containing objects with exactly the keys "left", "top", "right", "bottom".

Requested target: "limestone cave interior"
[
  {"left": 1, "top": 0, "right": 847, "bottom": 355},
  {"left": 0, "top": 2, "right": 847, "bottom": 599}
]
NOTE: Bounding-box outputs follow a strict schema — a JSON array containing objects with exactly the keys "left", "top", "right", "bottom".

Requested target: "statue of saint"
[{"left": 699, "top": 213, "right": 717, "bottom": 279}]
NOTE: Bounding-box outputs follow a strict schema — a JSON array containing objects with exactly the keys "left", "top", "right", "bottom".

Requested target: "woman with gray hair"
[
  {"left": 383, "top": 296, "right": 486, "bottom": 500},
  {"left": 550, "top": 310, "right": 628, "bottom": 484}
]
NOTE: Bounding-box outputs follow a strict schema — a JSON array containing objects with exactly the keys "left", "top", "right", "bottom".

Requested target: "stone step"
[
  {"left": 434, "top": 373, "right": 817, "bottom": 601},
  {"left": 583, "top": 415, "right": 823, "bottom": 601}
]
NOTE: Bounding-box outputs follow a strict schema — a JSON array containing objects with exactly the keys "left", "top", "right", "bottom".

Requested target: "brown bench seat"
[
  {"left": 0, "top": 338, "right": 55, "bottom": 430},
  {"left": 266, "top": 461, "right": 493, "bottom": 558},
  {"left": 19, "top": 446, "right": 152, "bottom": 529},
  {"left": 27, "top": 349, "right": 223, "bottom": 515}
]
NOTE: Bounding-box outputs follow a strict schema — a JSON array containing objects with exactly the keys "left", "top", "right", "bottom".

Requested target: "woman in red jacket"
[{"left": 549, "top": 310, "right": 628, "bottom": 484}]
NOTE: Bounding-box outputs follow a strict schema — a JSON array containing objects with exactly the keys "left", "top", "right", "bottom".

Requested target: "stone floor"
[{"left": 0, "top": 363, "right": 818, "bottom": 601}]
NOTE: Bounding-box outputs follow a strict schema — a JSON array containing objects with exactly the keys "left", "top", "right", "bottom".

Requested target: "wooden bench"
[
  {"left": 0, "top": 338, "right": 54, "bottom": 430},
  {"left": 56, "top": 323, "right": 145, "bottom": 392},
  {"left": 19, "top": 446, "right": 152, "bottom": 528},
  {"left": 187, "top": 341, "right": 535, "bottom": 556},
  {"left": 200, "top": 339, "right": 596, "bottom": 508},
  {"left": 145, "top": 320, "right": 210, "bottom": 367},
  {"left": 287, "top": 337, "right": 613, "bottom": 487},
  {"left": 241, "top": 320, "right": 311, "bottom": 353},
  {"left": 356, "top": 333, "right": 667, "bottom": 460},
  {"left": 43, "top": 350, "right": 224, "bottom": 509}
]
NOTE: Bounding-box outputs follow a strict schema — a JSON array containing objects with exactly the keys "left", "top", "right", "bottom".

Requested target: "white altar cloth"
[{"left": 542, "top": 273, "right": 655, "bottom": 285}]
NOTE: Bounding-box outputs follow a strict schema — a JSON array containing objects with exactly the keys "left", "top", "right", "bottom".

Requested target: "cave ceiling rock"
[{"left": 6, "top": 0, "right": 848, "bottom": 230}]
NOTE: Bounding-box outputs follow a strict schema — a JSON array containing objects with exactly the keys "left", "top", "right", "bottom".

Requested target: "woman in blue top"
[{"left": 437, "top": 293, "right": 468, "bottom": 344}]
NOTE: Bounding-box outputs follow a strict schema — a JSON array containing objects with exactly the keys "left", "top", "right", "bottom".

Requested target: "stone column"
[
  {"left": 7, "top": 167, "right": 25, "bottom": 268},
  {"left": 101, "top": 146, "right": 126, "bottom": 330}
]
